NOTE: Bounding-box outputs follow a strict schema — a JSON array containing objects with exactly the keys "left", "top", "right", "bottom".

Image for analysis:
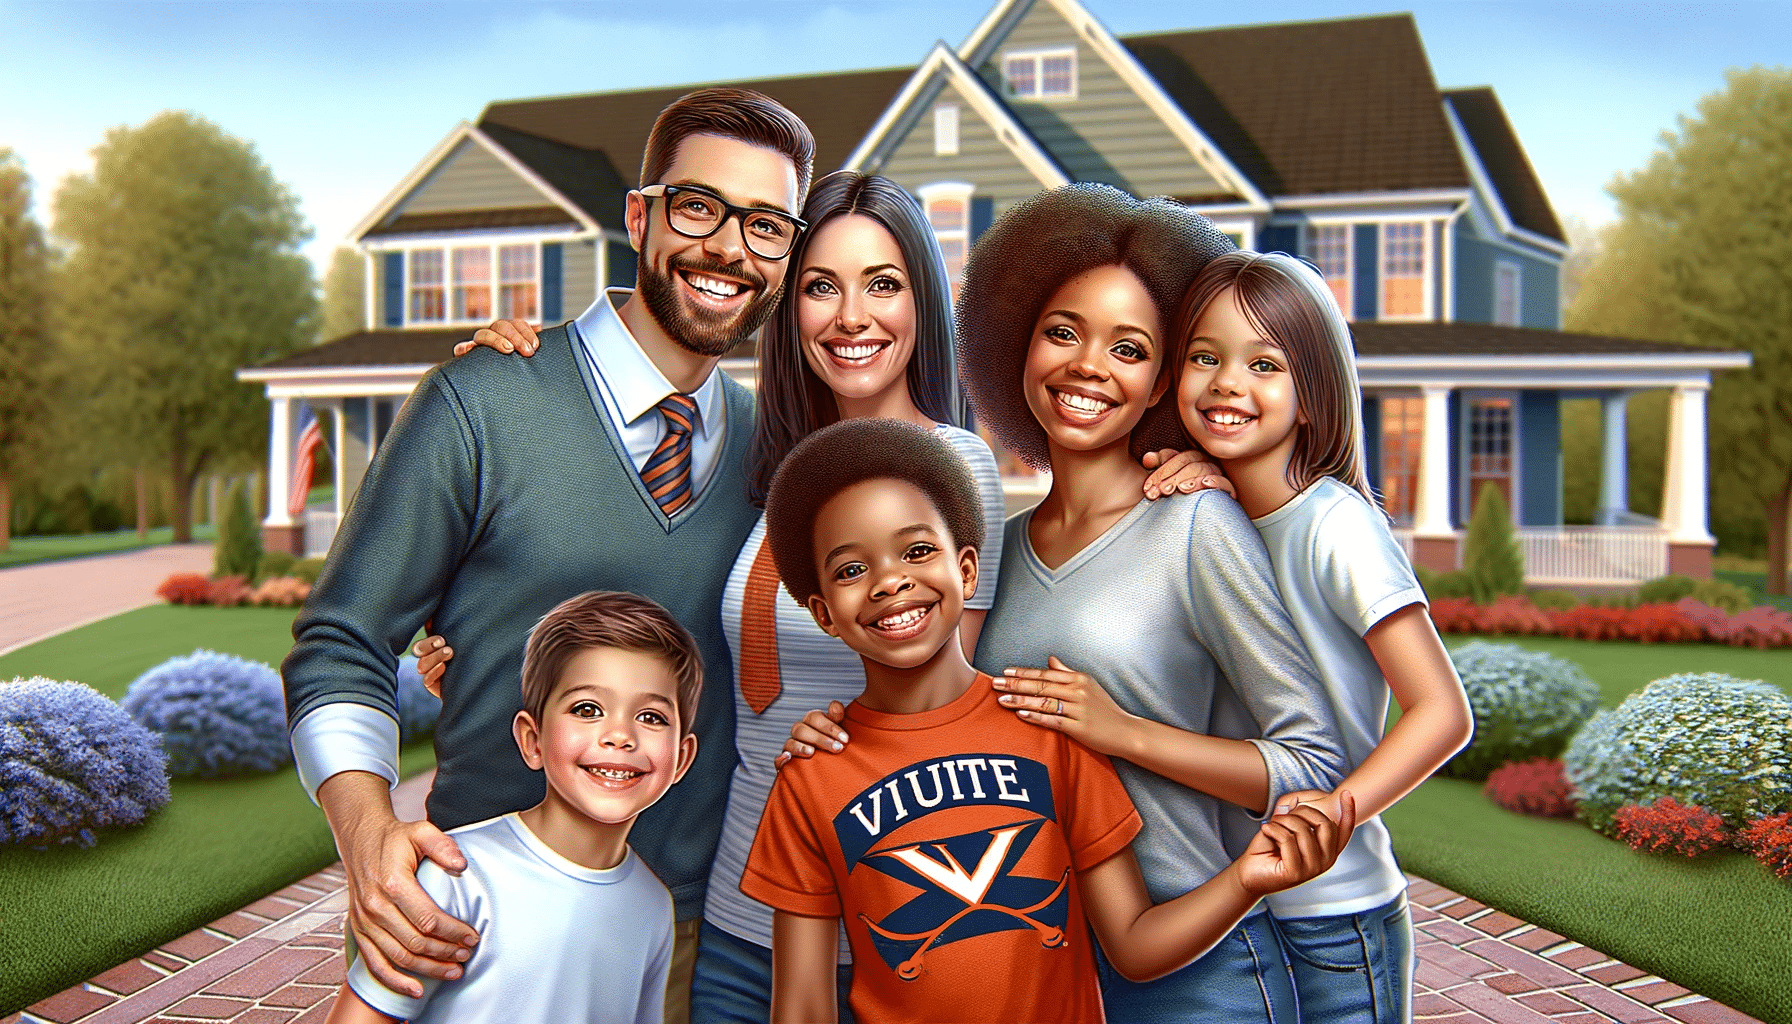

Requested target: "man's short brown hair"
[
  {"left": 639, "top": 87, "right": 815, "bottom": 205},
  {"left": 519, "top": 591, "right": 703, "bottom": 735}
]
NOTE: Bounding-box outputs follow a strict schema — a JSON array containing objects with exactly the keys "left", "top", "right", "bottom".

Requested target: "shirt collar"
[{"left": 573, "top": 287, "right": 724, "bottom": 439}]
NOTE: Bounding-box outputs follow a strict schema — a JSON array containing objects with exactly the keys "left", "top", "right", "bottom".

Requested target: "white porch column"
[
  {"left": 1596, "top": 391, "right": 1630, "bottom": 526},
  {"left": 1413, "top": 386, "right": 1455, "bottom": 536},
  {"left": 264, "top": 395, "right": 294, "bottom": 529},
  {"left": 331, "top": 399, "right": 348, "bottom": 519},
  {"left": 1660, "top": 382, "right": 1716, "bottom": 546}
]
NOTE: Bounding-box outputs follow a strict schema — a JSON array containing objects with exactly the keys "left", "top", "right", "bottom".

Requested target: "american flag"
[{"left": 287, "top": 402, "right": 327, "bottom": 517}]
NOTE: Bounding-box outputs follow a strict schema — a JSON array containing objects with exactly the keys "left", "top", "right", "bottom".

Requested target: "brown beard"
[{"left": 637, "top": 248, "right": 783, "bottom": 357}]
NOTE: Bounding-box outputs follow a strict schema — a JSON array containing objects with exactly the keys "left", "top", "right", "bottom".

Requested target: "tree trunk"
[
  {"left": 170, "top": 422, "right": 192, "bottom": 543},
  {"left": 1768, "top": 487, "right": 1790, "bottom": 597},
  {"left": 0, "top": 469, "right": 10, "bottom": 553},
  {"left": 135, "top": 468, "right": 148, "bottom": 538}
]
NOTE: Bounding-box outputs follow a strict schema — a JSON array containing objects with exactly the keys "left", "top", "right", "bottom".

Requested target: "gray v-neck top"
[{"left": 973, "top": 491, "right": 1346, "bottom": 904}]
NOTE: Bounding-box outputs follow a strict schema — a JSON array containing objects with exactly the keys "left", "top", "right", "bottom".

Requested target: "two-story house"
[{"left": 241, "top": 0, "right": 1748, "bottom": 583}]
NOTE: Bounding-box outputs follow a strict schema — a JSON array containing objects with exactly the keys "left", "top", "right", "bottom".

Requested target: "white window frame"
[
  {"left": 1002, "top": 46, "right": 1078, "bottom": 101},
  {"left": 1374, "top": 391, "right": 1425, "bottom": 525},
  {"left": 1494, "top": 260, "right": 1521, "bottom": 327},
  {"left": 917, "top": 182, "right": 975, "bottom": 289},
  {"left": 1379, "top": 221, "right": 1431, "bottom": 321},
  {"left": 933, "top": 103, "right": 960, "bottom": 157},
  {"left": 1305, "top": 222, "right": 1354, "bottom": 321},
  {"left": 1462, "top": 390, "right": 1521, "bottom": 518},
  {"left": 399, "top": 239, "right": 544, "bottom": 327}
]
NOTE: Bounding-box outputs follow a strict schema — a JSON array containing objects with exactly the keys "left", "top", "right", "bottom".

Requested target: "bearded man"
[{"left": 283, "top": 88, "right": 814, "bottom": 1023}]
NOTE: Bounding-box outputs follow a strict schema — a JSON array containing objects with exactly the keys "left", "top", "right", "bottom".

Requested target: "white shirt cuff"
[{"left": 291, "top": 703, "right": 402, "bottom": 805}]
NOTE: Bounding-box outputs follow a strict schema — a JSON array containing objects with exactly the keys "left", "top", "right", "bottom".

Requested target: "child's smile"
[{"left": 1178, "top": 284, "right": 1303, "bottom": 466}]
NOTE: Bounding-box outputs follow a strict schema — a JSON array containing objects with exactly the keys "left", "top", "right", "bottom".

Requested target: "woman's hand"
[
  {"left": 452, "top": 318, "right": 542, "bottom": 358},
  {"left": 772, "top": 702, "right": 850, "bottom": 769},
  {"left": 1237, "top": 791, "right": 1357, "bottom": 896},
  {"left": 411, "top": 635, "right": 454, "bottom": 699},
  {"left": 993, "top": 656, "right": 1137, "bottom": 757},
  {"left": 1139, "top": 448, "right": 1234, "bottom": 500},
  {"left": 1272, "top": 788, "right": 1343, "bottom": 822}
]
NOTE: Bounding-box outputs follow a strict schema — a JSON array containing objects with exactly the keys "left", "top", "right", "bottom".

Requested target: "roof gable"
[
  {"left": 1443, "top": 88, "right": 1564, "bottom": 243},
  {"left": 352, "top": 124, "right": 596, "bottom": 242}
]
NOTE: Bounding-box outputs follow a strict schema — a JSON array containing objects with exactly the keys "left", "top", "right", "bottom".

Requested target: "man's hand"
[
  {"left": 318, "top": 772, "right": 479, "bottom": 998},
  {"left": 1140, "top": 448, "right": 1235, "bottom": 500},
  {"left": 452, "top": 318, "right": 541, "bottom": 358},
  {"left": 771, "top": 701, "right": 849, "bottom": 769}
]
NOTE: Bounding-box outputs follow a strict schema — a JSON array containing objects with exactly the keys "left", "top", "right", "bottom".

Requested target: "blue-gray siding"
[
  {"left": 1519, "top": 390, "right": 1561, "bottom": 526},
  {"left": 397, "top": 138, "right": 551, "bottom": 215},
  {"left": 1353, "top": 224, "right": 1379, "bottom": 321},
  {"left": 875, "top": 78, "right": 1055, "bottom": 215},
  {"left": 1452, "top": 219, "right": 1561, "bottom": 329}
]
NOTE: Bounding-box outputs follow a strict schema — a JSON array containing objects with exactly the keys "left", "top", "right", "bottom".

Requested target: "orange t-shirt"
[{"left": 741, "top": 674, "right": 1141, "bottom": 1024}]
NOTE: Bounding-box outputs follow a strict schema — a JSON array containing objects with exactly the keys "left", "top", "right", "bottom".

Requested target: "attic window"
[
  {"left": 934, "top": 104, "right": 959, "bottom": 157},
  {"left": 1004, "top": 47, "right": 1076, "bottom": 100}
]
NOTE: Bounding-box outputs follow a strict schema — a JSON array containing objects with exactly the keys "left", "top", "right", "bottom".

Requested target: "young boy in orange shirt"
[{"left": 741, "top": 418, "right": 1354, "bottom": 1023}]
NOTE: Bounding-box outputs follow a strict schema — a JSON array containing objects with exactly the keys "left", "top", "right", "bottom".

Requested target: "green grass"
[
  {"left": 0, "top": 605, "right": 434, "bottom": 1015},
  {"left": 1387, "top": 635, "right": 1792, "bottom": 1023},
  {"left": 0, "top": 524, "right": 217, "bottom": 570}
]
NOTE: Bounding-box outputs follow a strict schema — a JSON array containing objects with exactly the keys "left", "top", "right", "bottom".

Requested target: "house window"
[
  {"left": 934, "top": 104, "right": 959, "bottom": 157},
  {"left": 1004, "top": 47, "right": 1077, "bottom": 100},
  {"left": 1494, "top": 261, "right": 1521, "bottom": 327},
  {"left": 1309, "top": 224, "right": 1352, "bottom": 318},
  {"left": 451, "top": 247, "right": 492, "bottom": 321},
  {"left": 919, "top": 184, "right": 974, "bottom": 291},
  {"left": 1467, "top": 397, "right": 1514, "bottom": 511},
  {"left": 1379, "top": 396, "right": 1423, "bottom": 523},
  {"left": 1381, "top": 222, "right": 1426, "bottom": 319},
  {"left": 409, "top": 250, "right": 445, "bottom": 322},
  {"left": 498, "top": 244, "right": 538, "bottom": 320}
]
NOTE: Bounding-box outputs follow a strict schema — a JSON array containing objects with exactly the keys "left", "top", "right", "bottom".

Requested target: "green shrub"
[
  {"left": 1639, "top": 574, "right": 1699, "bottom": 604},
  {"left": 1565, "top": 673, "right": 1792, "bottom": 837},
  {"left": 1417, "top": 567, "right": 1474, "bottom": 600},
  {"left": 1528, "top": 588, "right": 1581, "bottom": 611},
  {"left": 256, "top": 550, "right": 296, "bottom": 584},
  {"left": 1587, "top": 592, "right": 1640, "bottom": 609},
  {"left": 1464, "top": 483, "right": 1523, "bottom": 605},
  {"left": 290, "top": 557, "right": 327, "bottom": 584},
  {"left": 212, "top": 482, "right": 262, "bottom": 580},
  {"left": 1442, "top": 641, "right": 1601, "bottom": 781},
  {"left": 1691, "top": 577, "right": 1752, "bottom": 615}
]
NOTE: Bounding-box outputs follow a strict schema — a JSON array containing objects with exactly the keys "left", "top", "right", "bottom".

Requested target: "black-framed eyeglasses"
[{"left": 638, "top": 183, "right": 807, "bottom": 261}]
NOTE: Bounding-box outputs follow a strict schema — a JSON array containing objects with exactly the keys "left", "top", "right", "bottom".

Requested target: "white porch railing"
[
  {"left": 1518, "top": 526, "right": 1668, "bottom": 586},
  {"left": 304, "top": 511, "right": 340, "bottom": 558}
]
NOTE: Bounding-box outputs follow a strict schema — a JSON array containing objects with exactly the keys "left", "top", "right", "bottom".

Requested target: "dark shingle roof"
[
  {"left": 366, "top": 206, "right": 577, "bottom": 237},
  {"left": 1442, "top": 88, "right": 1564, "bottom": 242},
  {"left": 1351, "top": 322, "right": 1733, "bottom": 358},
  {"left": 1122, "top": 14, "right": 1469, "bottom": 198},
  {"left": 258, "top": 328, "right": 471, "bottom": 370}
]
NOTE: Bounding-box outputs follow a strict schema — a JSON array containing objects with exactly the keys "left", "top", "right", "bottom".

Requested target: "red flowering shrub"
[
  {"left": 1616, "top": 604, "right": 1705, "bottom": 644},
  {"left": 1613, "top": 797, "right": 1730, "bottom": 857},
  {"left": 1740, "top": 813, "right": 1792, "bottom": 879},
  {"left": 156, "top": 573, "right": 211, "bottom": 606},
  {"left": 250, "top": 577, "right": 311, "bottom": 608},
  {"left": 1428, "top": 596, "right": 1553, "bottom": 635},
  {"left": 1725, "top": 607, "right": 1792, "bottom": 649},
  {"left": 1550, "top": 604, "right": 1628, "bottom": 641},
  {"left": 205, "top": 575, "right": 252, "bottom": 607},
  {"left": 1428, "top": 597, "right": 1479, "bottom": 634},
  {"left": 1483, "top": 758, "right": 1576, "bottom": 817}
]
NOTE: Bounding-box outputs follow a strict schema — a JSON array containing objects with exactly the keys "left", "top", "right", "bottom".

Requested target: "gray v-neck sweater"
[{"left": 285, "top": 324, "right": 758, "bottom": 918}]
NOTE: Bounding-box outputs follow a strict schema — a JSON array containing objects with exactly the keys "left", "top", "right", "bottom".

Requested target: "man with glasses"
[{"left": 284, "top": 88, "right": 814, "bottom": 1024}]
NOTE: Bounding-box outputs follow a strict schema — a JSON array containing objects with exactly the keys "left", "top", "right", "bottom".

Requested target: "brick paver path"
[
  {"left": 0, "top": 543, "right": 212, "bottom": 657},
  {"left": 6, "top": 767, "right": 1766, "bottom": 1024}
]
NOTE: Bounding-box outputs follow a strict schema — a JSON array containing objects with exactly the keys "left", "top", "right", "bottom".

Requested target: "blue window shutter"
[
  {"left": 541, "top": 242, "right": 563, "bottom": 322},
  {"left": 1447, "top": 390, "right": 1463, "bottom": 527},
  {"left": 383, "top": 252, "right": 403, "bottom": 327},
  {"left": 971, "top": 197, "right": 994, "bottom": 242},
  {"left": 1260, "top": 225, "right": 1298, "bottom": 256},
  {"left": 607, "top": 240, "right": 637, "bottom": 288},
  {"left": 1361, "top": 396, "right": 1382, "bottom": 492},
  {"left": 1519, "top": 390, "right": 1562, "bottom": 525},
  {"left": 1353, "top": 224, "right": 1378, "bottom": 321}
]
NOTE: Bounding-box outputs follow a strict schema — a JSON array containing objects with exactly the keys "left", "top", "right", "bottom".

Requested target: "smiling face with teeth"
[
  {"left": 1021, "top": 264, "right": 1171, "bottom": 459},
  {"left": 795, "top": 214, "right": 921, "bottom": 421},
  {"left": 512, "top": 646, "right": 698, "bottom": 859},
  {"left": 1177, "top": 284, "right": 1305, "bottom": 474},
  {"left": 805, "top": 478, "right": 978, "bottom": 674}
]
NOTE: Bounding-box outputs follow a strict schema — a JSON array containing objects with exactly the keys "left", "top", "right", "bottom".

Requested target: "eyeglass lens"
[{"left": 662, "top": 187, "right": 798, "bottom": 259}]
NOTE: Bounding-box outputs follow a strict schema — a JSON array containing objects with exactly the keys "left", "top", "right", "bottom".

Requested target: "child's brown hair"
[{"left": 519, "top": 591, "right": 703, "bottom": 734}]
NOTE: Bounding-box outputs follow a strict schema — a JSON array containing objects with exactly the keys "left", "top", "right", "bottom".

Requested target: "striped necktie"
[{"left": 642, "top": 393, "right": 699, "bottom": 517}]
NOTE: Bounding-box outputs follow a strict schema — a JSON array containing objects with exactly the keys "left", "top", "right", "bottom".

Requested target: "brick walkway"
[
  {"left": 0, "top": 543, "right": 213, "bottom": 656},
  {"left": 6, "top": 853, "right": 1766, "bottom": 1023}
]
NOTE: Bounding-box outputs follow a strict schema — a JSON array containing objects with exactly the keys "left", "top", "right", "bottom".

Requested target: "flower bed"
[{"left": 1429, "top": 595, "right": 1792, "bottom": 648}]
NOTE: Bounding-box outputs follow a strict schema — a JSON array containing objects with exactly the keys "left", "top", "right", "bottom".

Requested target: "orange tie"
[
  {"left": 737, "top": 541, "right": 784, "bottom": 715},
  {"left": 642, "top": 394, "right": 698, "bottom": 516}
]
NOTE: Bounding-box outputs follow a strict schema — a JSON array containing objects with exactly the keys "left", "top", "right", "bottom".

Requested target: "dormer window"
[
  {"left": 934, "top": 104, "right": 959, "bottom": 157},
  {"left": 1004, "top": 47, "right": 1077, "bottom": 100}
]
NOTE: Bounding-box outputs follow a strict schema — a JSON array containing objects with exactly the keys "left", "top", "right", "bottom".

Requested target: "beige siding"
[
  {"left": 370, "top": 252, "right": 390, "bottom": 327},
  {"left": 398, "top": 138, "right": 551, "bottom": 215},
  {"left": 563, "top": 240, "right": 597, "bottom": 317},
  {"left": 874, "top": 76, "right": 1050, "bottom": 215},
  {"left": 977, "top": 1, "right": 1224, "bottom": 199}
]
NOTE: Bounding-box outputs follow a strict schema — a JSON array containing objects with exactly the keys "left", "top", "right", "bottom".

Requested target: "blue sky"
[{"left": 3, "top": 0, "right": 1788, "bottom": 273}]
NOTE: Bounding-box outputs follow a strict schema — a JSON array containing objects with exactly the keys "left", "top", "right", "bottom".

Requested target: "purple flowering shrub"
[
  {"left": 1, "top": 677, "right": 171, "bottom": 847},
  {"left": 121, "top": 650, "right": 291, "bottom": 778},
  {"left": 396, "top": 656, "right": 442, "bottom": 744}
]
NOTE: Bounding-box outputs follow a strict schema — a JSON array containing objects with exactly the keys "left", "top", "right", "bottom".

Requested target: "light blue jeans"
[
  {"left": 1096, "top": 911, "right": 1299, "bottom": 1024},
  {"left": 1271, "top": 893, "right": 1414, "bottom": 1024},
  {"left": 689, "top": 921, "right": 856, "bottom": 1024}
]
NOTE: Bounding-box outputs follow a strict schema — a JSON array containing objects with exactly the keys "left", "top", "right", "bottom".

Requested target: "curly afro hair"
[
  {"left": 956, "top": 182, "right": 1235, "bottom": 470},
  {"left": 765, "top": 418, "right": 984, "bottom": 605}
]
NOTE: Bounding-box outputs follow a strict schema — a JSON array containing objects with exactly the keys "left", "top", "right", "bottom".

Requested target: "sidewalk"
[
  {"left": 4, "top": 769, "right": 1767, "bottom": 1024},
  {"left": 0, "top": 543, "right": 213, "bottom": 657}
]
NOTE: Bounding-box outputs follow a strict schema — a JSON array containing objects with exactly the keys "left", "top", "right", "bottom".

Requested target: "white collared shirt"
[{"left": 571, "top": 287, "right": 728, "bottom": 500}]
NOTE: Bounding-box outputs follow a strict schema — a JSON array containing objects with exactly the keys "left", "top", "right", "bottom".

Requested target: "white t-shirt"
[
  {"left": 345, "top": 813, "right": 672, "bottom": 1024},
  {"left": 1250, "top": 477, "right": 1428, "bottom": 919}
]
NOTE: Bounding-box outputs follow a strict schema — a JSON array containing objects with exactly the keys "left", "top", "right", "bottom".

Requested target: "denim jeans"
[
  {"left": 1271, "top": 894, "right": 1414, "bottom": 1024},
  {"left": 689, "top": 920, "right": 855, "bottom": 1024},
  {"left": 1097, "top": 912, "right": 1299, "bottom": 1024}
]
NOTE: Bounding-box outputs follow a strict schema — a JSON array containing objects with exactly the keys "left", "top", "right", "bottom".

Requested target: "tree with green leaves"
[
  {"left": 55, "top": 112, "right": 317, "bottom": 543},
  {"left": 213, "top": 479, "right": 261, "bottom": 578},
  {"left": 0, "top": 150, "right": 54, "bottom": 553},
  {"left": 1464, "top": 483, "right": 1524, "bottom": 604},
  {"left": 1568, "top": 66, "right": 1792, "bottom": 593},
  {"left": 320, "top": 245, "right": 365, "bottom": 342}
]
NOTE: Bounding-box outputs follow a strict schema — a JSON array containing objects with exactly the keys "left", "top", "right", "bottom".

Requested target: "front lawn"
[
  {"left": 0, "top": 525, "right": 217, "bottom": 570},
  {"left": 0, "top": 605, "right": 434, "bottom": 1015},
  {"left": 1387, "top": 636, "right": 1792, "bottom": 1023}
]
